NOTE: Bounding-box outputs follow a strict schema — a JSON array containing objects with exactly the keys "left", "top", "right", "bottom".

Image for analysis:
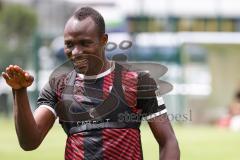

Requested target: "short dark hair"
[{"left": 73, "top": 7, "right": 105, "bottom": 36}]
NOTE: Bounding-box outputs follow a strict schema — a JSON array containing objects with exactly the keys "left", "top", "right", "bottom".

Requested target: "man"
[{"left": 2, "top": 7, "right": 180, "bottom": 160}]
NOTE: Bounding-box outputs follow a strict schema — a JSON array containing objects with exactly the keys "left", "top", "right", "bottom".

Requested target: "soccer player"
[{"left": 2, "top": 7, "right": 180, "bottom": 160}]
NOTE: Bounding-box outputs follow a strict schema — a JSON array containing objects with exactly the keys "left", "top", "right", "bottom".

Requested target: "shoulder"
[
  {"left": 48, "top": 72, "right": 69, "bottom": 92},
  {"left": 138, "top": 71, "right": 155, "bottom": 84},
  {"left": 114, "top": 61, "right": 156, "bottom": 87},
  {"left": 48, "top": 61, "right": 75, "bottom": 93},
  {"left": 115, "top": 61, "right": 155, "bottom": 80},
  {"left": 115, "top": 62, "right": 156, "bottom": 97}
]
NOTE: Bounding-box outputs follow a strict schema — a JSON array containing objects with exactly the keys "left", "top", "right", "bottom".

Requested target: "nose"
[{"left": 72, "top": 45, "right": 83, "bottom": 58}]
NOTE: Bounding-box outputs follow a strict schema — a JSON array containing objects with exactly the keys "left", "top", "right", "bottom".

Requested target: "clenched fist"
[{"left": 2, "top": 65, "right": 34, "bottom": 90}]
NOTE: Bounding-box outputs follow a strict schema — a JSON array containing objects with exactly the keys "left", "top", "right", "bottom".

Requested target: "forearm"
[
  {"left": 159, "top": 138, "right": 180, "bottom": 160},
  {"left": 13, "top": 88, "right": 41, "bottom": 150}
]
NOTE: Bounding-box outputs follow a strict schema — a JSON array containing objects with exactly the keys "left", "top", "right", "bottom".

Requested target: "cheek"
[
  {"left": 88, "top": 47, "right": 105, "bottom": 63},
  {"left": 64, "top": 48, "right": 72, "bottom": 58},
  {"left": 83, "top": 47, "right": 100, "bottom": 56},
  {"left": 93, "top": 46, "right": 104, "bottom": 54}
]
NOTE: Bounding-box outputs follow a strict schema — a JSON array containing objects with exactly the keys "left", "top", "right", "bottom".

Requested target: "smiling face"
[{"left": 64, "top": 16, "right": 108, "bottom": 75}]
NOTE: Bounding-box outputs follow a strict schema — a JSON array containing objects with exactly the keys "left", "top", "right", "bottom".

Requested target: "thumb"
[{"left": 25, "top": 72, "right": 34, "bottom": 83}]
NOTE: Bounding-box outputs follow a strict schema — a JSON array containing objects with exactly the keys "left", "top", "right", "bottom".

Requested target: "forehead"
[{"left": 64, "top": 17, "right": 98, "bottom": 39}]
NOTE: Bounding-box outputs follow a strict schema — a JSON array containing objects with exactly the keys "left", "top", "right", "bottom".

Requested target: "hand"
[{"left": 2, "top": 65, "right": 34, "bottom": 90}]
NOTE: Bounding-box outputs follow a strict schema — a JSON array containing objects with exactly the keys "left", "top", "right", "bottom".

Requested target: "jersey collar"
[{"left": 77, "top": 61, "right": 115, "bottom": 80}]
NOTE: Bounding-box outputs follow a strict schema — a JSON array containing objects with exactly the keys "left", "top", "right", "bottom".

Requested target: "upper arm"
[
  {"left": 33, "top": 106, "right": 56, "bottom": 143},
  {"left": 137, "top": 72, "right": 167, "bottom": 116},
  {"left": 35, "top": 80, "right": 59, "bottom": 142},
  {"left": 137, "top": 72, "right": 178, "bottom": 145},
  {"left": 148, "top": 113, "right": 180, "bottom": 160},
  {"left": 148, "top": 113, "right": 177, "bottom": 146},
  {"left": 137, "top": 72, "right": 180, "bottom": 159}
]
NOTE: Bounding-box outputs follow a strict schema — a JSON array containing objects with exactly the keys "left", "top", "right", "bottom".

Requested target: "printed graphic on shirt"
[{"left": 36, "top": 55, "right": 173, "bottom": 160}]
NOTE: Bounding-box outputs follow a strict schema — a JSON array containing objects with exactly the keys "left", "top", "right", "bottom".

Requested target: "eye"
[
  {"left": 65, "top": 41, "right": 74, "bottom": 49},
  {"left": 81, "top": 40, "right": 94, "bottom": 47}
]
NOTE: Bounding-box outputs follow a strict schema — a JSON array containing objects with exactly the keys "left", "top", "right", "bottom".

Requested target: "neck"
[
  {"left": 101, "top": 58, "right": 111, "bottom": 72},
  {"left": 85, "top": 57, "right": 111, "bottom": 76}
]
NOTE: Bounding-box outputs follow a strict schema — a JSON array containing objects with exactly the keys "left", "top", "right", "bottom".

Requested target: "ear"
[{"left": 100, "top": 34, "right": 108, "bottom": 45}]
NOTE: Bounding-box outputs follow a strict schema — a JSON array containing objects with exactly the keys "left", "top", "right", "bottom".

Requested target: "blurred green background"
[
  {"left": 1, "top": 119, "right": 240, "bottom": 160},
  {"left": 1, "top": 0, "right": 240, "bottom": 159}
]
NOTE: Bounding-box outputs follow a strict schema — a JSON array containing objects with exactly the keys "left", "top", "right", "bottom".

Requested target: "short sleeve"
[
  {"left": 137, "top": 72, "right": 167, "bottom": 120},
  {"left": 37, "top": 82, "right": 58, "bottom": 117}
]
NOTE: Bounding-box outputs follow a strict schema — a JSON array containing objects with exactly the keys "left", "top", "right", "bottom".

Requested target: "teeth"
[
  {"left": 74, "top": 63, "right": 87, "bottom": 67},
  {"left": 74, "top": 59, "right": 87, "bottom": 64},
  {"left": 74, "top": 59, "right": 87, "bottom": 63},
  {"left": 74, "top": 61, "right": 87, "bottom": 68},
  {"left": 72, "top": 58, "right": 88, "bottom": 71}
]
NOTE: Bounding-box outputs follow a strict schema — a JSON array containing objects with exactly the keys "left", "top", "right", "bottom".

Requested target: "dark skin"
[
  {"left": 1, "top": 65, "right": 54, "bottom": 150},
  {"left": 64, "top": 17, "right": 110, "bottom": 75},
  {"left": 2, "top": 16, "right": 180, "bottom": 159}
]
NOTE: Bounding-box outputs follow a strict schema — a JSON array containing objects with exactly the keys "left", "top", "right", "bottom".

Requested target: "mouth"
[{"left": 72, "top": 58, "right": 88, "bottom": 73}]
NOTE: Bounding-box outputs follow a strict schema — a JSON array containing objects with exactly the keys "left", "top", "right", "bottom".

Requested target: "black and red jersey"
[{"left": 37, "top": 61, "right": 166, "bottom": 160}]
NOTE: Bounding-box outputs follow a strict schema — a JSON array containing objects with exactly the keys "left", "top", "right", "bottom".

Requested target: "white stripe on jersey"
[
  {"left": 37, "top": 105, "right": 57, "bottom": 118},
  {"left": 157, "top": 96, "right": 164, "bottom": 106},
  {"left": 145, "top": 108, "right": 167, "bottom": 120}
]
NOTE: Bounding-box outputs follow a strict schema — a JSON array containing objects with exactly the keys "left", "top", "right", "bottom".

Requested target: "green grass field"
[{"left": 1, "top": 118, "right": 240, "bottom": 160}]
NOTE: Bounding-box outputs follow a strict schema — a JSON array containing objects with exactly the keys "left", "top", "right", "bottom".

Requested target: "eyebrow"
[
  {"left": 64, "top": 37, "right": 96, "bottom": 44},
  {"left": 64, "top": 36, "right": 72, "bottom": 41}
]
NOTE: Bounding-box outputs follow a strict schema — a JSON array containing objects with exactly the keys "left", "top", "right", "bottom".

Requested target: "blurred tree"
[{"left": 0, "top": 4, "right": 37, "bottom": 71}]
